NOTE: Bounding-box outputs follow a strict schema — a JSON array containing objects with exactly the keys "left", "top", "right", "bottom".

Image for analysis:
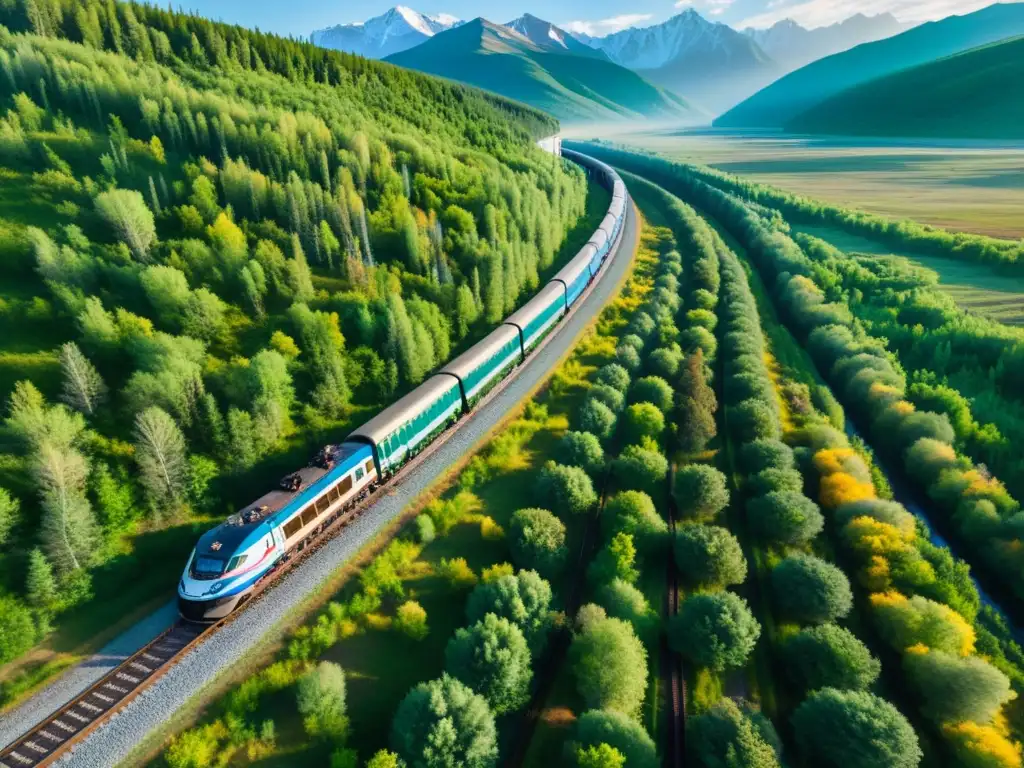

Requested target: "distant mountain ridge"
[
  {"left": 788, "top": 35, "right": 1024, "bottom": 139},
  {"left": 386, "top": 18, "right": 699, "bottom": 123},
  {"left": 743, "top": 13, "right": 907, "bottom": 72},
  {"left": 310, "top": 5, "right": 461, "bottom": 59},
  {"left": 579, "top": 9, "right": 778, "bottom": 113},
  {"left": 717, "top": 2, "right": 1024, "bottom": 128},
  {"left": 505, "top": 13, "right": 607, "bottom": 58}
]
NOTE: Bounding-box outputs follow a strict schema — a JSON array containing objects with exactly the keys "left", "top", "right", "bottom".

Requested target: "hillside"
[
  {"left": 788, "top": 36, "right": 1024, "bottom": 138},
  {"left": 717, "top": 2, "right": 1024, "bottom": 128},
  {"left": 0, "top": 0, "right": 592, "bottom": 683},
  {"left": 386, "top": 18, "right": 698, "bottom": 123}
]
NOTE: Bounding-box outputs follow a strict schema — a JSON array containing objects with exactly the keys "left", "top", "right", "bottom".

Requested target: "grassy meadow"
[{"left": 566, "top": 125, "right": 1024, "bottom": 239}]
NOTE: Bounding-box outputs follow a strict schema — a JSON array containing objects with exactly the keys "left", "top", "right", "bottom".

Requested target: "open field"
[
  {"left": 566, "top": 125, "right": 1024, "bottom": 239},
  {"left": 795, "top": 224, "right": 1024, "bottom": 326}
]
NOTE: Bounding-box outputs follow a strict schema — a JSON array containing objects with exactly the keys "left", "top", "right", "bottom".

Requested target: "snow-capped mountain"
[
  {"left": 504, "top": 13, "right": 606, "bottom": 58},
  {"left": 577, "top": 9, "right": 778, "bottom": 114},
  {"left": 744, "top": 13, "right": 907, "bottom": 72},
  {"left": 581, "top": 9, "right": 763, "bottom": 71},
  {"left": 310, "top": 6, "right": 462, "bottom": 59}
]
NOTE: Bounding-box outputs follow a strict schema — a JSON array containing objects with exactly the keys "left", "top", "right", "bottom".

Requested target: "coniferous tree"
[{"left": 133, "top": 406, "right": 189, "bottom": 513}]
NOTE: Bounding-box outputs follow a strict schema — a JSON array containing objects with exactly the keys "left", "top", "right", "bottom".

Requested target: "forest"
[
  {"left": 0, "top": 0, "right": 595, "bottom": 693},
  {"left": 572, "top": 142, "right": 1024, "bottom": 768}
]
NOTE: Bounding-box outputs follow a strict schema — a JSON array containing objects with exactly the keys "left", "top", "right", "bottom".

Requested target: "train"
[{"left": 177, "top": 149, "right": 628, "bottom": 622}]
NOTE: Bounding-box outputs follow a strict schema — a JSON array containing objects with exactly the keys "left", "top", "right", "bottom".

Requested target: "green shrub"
[
  {"left": 783, "top": 624, "right": 881, "bottom": 692},
  {"left": 670, "top": 592, "right": 760, "bottom": 671},
  {"left": 595, "top": 363, "right": 631, "bottom": 393},
  {"left": 413, "top": 514, "right": 436, "bottom": 544},
  {"left": 394, "top": 601, "right": 429, "bottom": 641},
  {"left": 536, "top": 461, "right": 597, "bottom": 515},
  {"left": 772, "top": 554, "right": 852, "bottom": 625},
  {"left": 391, "top": 675, "right": 497, "bottom": 768},
  {"left": 466, "top": 570, "right": 553, "bottom": 654},
  {"left": 508, "top": 508, "right": 567, "bottom": 576},
  {"left": 559, "top": 430, "right": 605, "bottom": 476},
  {"left": 629, "top": 376, "right": 674, "bottom": 412},
  {"left": 675, "top": 524, "right": 747, "bottom": 589},
  {"left": 792, "top": 688, "right": 921, "bottom": 768},
  {"left": 445, "top": 614, "right": 532, "bottom": 715},
  {"left": 570, "top": 615, "right": 648, "bottom": 714},
  {"left": 577, "top": 398, "right": 616, "bottom": 441},
  {"left": 572, "top": 709, "right": 658, "bottom": 768},
  {"left": 622, "top": 402, "right": 665, "bottom": 444},
  {"left": 296, "top": 661, "right": 348, "bottom": 739},
  {"left": 612, "top": 445, "right": 668, "bottom": 494},
  {"left": 673, "top": 464, "right": 729, "bottom": 521},
  {"left": 747, "top": 491, "right": 824, "bottom": 546},
  {"left": 602, "top": 490, "right": 668, "bottom": 551}
]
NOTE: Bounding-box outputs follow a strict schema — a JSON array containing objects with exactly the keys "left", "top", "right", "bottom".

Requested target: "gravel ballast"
[{"left": 3, "top": 200, "right": 638, "bottom": 768}]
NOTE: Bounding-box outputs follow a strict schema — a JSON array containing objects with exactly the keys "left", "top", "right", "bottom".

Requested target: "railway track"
[
  {"left": 0, "top": 624, "right": 205, "bottom": 768},
  {"left": 1, "top": 175, "right": 636, "bottom": 768}
]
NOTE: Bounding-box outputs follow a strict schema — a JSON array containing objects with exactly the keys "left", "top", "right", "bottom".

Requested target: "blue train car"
[{"left": 178, "top": 442, "right": 376, "bottom": 621}]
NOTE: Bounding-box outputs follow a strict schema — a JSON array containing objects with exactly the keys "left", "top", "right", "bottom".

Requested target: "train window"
[
  {"left": 328, "top": 486, "right": 340, "bottom": 503},
  {"left": 226, "top": 554, "right": 248, "bottom": 572},
  {"left": 338, "top": 475, "right": 353, "bottom": 495},
  {"left": 283, "top": 517, "right": 302, "bottom": 539},
  {"left": 365, "top": 460, "right": 374, "bottom": 475},
  {"left": 301, "top": 506, "right": 318, "bottom": 525},
  {"left": 316, "top": 494, "right": 331, "bottom": 513},
  {"left": 194, "top": 556, "right": 225, "bottom": 575},
  {"left": 355, "top": 467, "right": 365, "bottom": 481}
]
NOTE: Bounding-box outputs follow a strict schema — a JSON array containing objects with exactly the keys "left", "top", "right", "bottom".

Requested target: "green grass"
[
  {"left": 796, "top": 224, "right": 1024, "bottom": 325},
  {"left": 571, "top": 125, "right": 1024, "bottom": 239}
]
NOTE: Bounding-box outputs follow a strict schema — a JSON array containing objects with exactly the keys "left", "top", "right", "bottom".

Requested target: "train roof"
[
  {"left": 504, "top": 283, "right": 566, "bottom": 330},
  {"left": 553, "top": 247, "right": 595, "bottom": 286},
  {"left": 440, "top": 324, "right": 520, "bottom": 381},
  {"left": 348, "top": 375, "right": 460, "bottom": 446},
  {"left": 194, "top": 442, "right": 373, "bottom": 558}
]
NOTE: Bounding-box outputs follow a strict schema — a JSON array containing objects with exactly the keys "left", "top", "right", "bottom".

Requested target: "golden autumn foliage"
[
  {"left": 870, "top": 590, "right": 976, "bottom": 656},
  {"left": 813, "top": 448, "right": 859, "bottom": 476},
  {"left": 843, "top": 516, "right": 913, "bottom": 557},
  {"left": 944, "top": 721, "right": 1023, "bottom": 768},
  {"left": 863, "top": 555, "right": 892, "bottom": 591},
  {"left": 820, "top": 472, "right": 876, "bottom": 509}
]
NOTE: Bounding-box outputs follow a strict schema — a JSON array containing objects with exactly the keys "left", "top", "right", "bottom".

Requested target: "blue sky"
[{"left": 180, "top": 0, "right": 992, "bottom": 37}]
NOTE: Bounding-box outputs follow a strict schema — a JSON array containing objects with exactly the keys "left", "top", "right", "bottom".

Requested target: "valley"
[{"left": 569, "top": 125, "right": 1024, "bottom": 239}]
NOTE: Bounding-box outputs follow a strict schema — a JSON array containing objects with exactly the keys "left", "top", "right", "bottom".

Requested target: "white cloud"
[
  {"left": 562, "top": 13, "right": 655, "bottom": 36},
  {"left": 739, "top": 0, "right": 993, "bottom": 29}
]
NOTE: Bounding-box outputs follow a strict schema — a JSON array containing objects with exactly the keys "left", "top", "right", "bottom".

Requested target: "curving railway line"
[{"left": 0, "top": 147, "right": 638, "bottom": 768}]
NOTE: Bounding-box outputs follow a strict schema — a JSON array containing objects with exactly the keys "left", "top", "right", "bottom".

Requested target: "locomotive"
[{"left": 178, "top": 149, "right": 627, "bottom": 622}]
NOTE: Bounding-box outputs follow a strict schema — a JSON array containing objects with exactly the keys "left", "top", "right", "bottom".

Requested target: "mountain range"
[
  {"left": 310, "top": 6, "right": 460, "bottom": 59},
  {"left": 386, "top": 18, "right": 697, "bottom": 123},
  {"left": 718, "top": 2, "right": 1024, "bottom": 129},
  {"left": 309, "top": 7, "right": 906, "bottom": 116},
  {"left": 743, "top": 13, "right": 907, "bottom": 72}
]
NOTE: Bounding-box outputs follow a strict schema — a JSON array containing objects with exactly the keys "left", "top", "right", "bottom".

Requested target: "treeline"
[
  {"left": 580, "top": 142, "right": 1022, "bottom": 269},
  {"left": 796, "top": 233, "right": 1024, "bottom": 502},
  {"left": 586, "top": 146, "right": 1024, "bottom": 763},
  {"left": 0, "top": 1, "right": 589, "bottom": 673}
]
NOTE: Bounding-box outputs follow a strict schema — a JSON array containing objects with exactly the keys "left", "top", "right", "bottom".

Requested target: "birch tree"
[
  {"left": 37, "top": 444, "right": 97, "bottom": 575},
  {"left": 134, "top": 406, "right": 188, "bottom": 513},
  {"left": 94, "top": 188, "right": 156, "bottom": 261},
  {"left": 59, "top": 342, "right": 106, "bottom": 416}
]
